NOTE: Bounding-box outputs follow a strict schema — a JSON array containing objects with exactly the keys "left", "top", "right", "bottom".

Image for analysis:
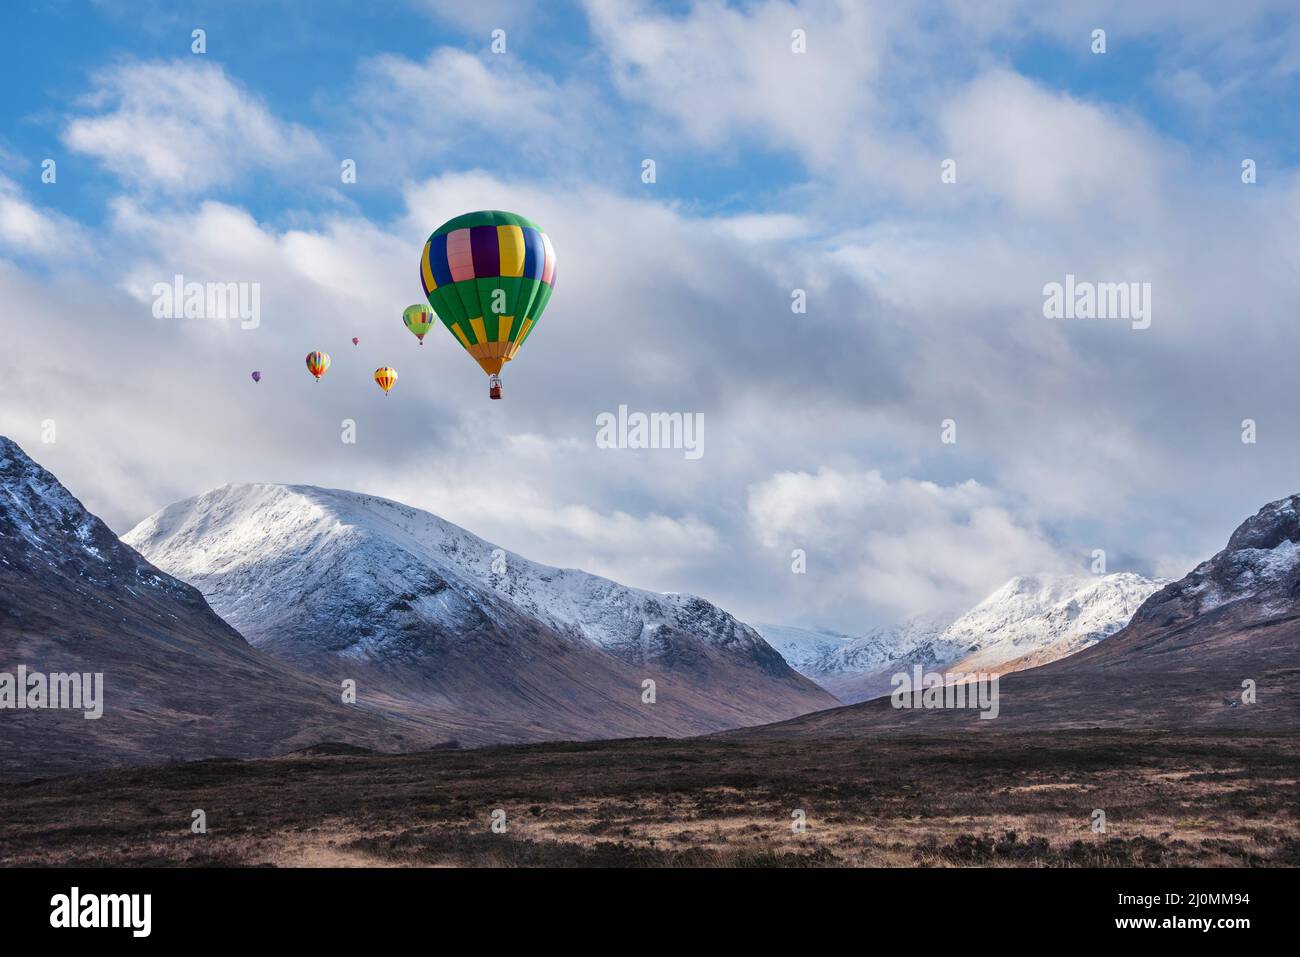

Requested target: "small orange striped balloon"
[
  {"left": 306, "top": 351, "right": 331, "bottom": 381},
  {"left": 374, "top": 366, "right": 398, "bottom": 395}
]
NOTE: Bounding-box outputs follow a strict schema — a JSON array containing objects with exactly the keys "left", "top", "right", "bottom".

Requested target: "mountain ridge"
[
  {"left": 759, "top": 572, "right": 1163, "bottom": 703},
  {"left": 0, "top": 437, "right": 453, "bottom": 780},
  {"left": 124, "top": 481, "right": 836, "bottom": 738},
  {"left": 734, "top": 494, "right": 1300, "bottom": 737}
]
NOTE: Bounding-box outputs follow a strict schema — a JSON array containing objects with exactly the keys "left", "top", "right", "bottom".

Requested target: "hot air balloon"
[
  {"left": 306, "top": 351, "right": 331, "bottom": 382},
  {"left": 374, "top": 366, "right": 397, "bottom": 395},
  {"left": 251, "top": 371, "right": 262, "bottom": 383},
  {"left": 403, "top": 304, "right": 434, "bottom": 345},
  {"left": 352, "top": 337, "right": 359, "bottom": 346},
  {"left": 419, "top": 210, "right": 556, "bottom": 399}
]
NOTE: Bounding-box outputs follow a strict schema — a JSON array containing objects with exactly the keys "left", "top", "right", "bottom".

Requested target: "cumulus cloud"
[
  {"left": 748, "top": 469, "right": 1072, "bottom": 621},
  {"left": 585, "top": 0, "right": 887, "bottom": 171},
  {"left": 0, "top": 176, "right": 86, "bottom": 258},
  {"left": 344, "top": 47, "right": 612, "bottom": 186},
  {"left": 365, "top": 436, "right": 723, "bottom": 587},
  {"left": 62, "top": 60, "right": 327, "bottom": 193},
  {"left": 938, "top": 69, "right": 1167, "bottom": 220}
]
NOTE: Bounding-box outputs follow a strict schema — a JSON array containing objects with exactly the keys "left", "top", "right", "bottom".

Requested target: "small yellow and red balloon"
[{"left": 374, "top": 366, "right": 398, "bottom": 395}]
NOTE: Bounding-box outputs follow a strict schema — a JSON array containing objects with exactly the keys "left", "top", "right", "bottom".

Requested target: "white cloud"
[
  {"left": 347, "top": 47, "right": 607, "bottom": 183},
  {"left": 579, "top": 1, "right": 1199, "bottom": 220},
  {"left": 0, "top": 176, "right": 83, "bottom": 257},
  {"left": 63, "top": 60, "right": 326, "bottom": 193},
  {"left": 372, "top": 444, "right": 722, "bottom": 587},
  {"left": 585, "top": 0, "right": 886, "bottom": 170},
  {"left": 939, "top": 69, "right": 1166, "bottom": 219},
  {"left": 747, "top": 468, "right": 1072, "bottom": 620}
]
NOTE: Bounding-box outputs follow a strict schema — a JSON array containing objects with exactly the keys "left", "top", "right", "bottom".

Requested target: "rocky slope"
[{"left": 0, "top": 437, "right": 445, "bottom": 780}]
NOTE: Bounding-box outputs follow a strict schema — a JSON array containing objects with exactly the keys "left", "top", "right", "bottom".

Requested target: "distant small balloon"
[
  {"left": 402, "top": 304, "right": 434, "bottom": 345},
  {"left": 374, "top": 366, "right": 398, "bottom": 395},
  {"left": 251, "top": 371, "right": 262, "bottom": 383},
  {"left": 352, "top": 337, "right": 359, "bottom": 346}
]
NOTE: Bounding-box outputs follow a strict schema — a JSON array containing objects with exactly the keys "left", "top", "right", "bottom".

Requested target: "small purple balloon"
[{"left": 251, "top": 371, "right": 262, "bottom": 383}]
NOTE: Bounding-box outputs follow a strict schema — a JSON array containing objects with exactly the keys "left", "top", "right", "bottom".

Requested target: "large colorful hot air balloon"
[
  {"left": 374, "top": 366, "right": 397, "bottom": 395},
  {"left": 419, "top": 210, "right": 556, "bottom": 399},
  {"left": 352, "top": 337, "right": 359, "bottom": 346},
  {"left": 306, "top": 351, "right": 331, "bottom": 382},
  {"left": 251, "top": 370, "right": 262, "bottom": 383},
  {"left": 402, "top": 304, "right": 434, "bottom": 345}
]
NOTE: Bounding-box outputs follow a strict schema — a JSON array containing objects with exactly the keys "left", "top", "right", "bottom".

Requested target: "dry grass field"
[{"left": 2, "top": 730, "right": 1297, "bottom": 867}]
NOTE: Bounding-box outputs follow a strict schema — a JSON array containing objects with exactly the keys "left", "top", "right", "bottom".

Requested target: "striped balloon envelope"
[
  {"left": 419, "top": 210, "right": 556, "bottom": 392},
  {"left": 373, "top": 366, "right": 397, "bottom": 395},
  {"left": 402, "top": 304, "right": 434, "bottom": 344},
  {"left": 305, "top": 351, "right": 330, "bottom": 382}
]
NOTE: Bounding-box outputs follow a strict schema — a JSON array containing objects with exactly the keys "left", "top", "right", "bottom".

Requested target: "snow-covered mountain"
[
  {"left": 791, "top": 615, "right": 960, "bottom": 704},
  {"left": 123, "top": 484, "right": 836, "bottom": 738},
  {"left": 749, "top": 496, "right": 1300, "bottom": 737},
  {"left": 939, "top": 572, "right": 1165, "bottom": 674},
  {"left": 814, "top": 615, "right": 958, "bottom": 675},
  {"left": 760, "top": 573, "right": 1163, "bottom": 703},
  {"left": 1159, "top": 494, "right": 1300, "bottom": 621},
  {"left": 752, "top": 624, "right": 854, "bottom": 676},
  {"left": 0, "top": 437, "right": 431, "bottom": 780}
]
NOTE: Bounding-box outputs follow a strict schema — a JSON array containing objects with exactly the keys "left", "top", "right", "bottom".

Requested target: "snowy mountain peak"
[
  {"left": 752, "top": 624, "right": 855, "bottom": 675},
  {"left": 817, "top": 614, "right": 957, "bottom": 675},
  {"left": 1225, "top": 494, "right": 1300, "bottom": 553},
  {"left": 763, "top": 571, "right": 1165, "bottom": 703},
  {"left": 974, "top": 574, "right": 1090, "bottom": 618},
  {"left": 1, "top": 435, "right": 110, "bottom": 564},
  {"left": 0, "top": 435, "right": 180, "bottom": 595},
  {"left": 940, "top": 571, "right": 1166, "bottom": 671},
  {"left": 1136, "top": 493, "right": 1300, "bottom": 622},
  {"left": 125, "top": 482, "right": 799, "bottom": 674},
  {"left": 123, "top": 482, "right": 834, "bottom": 737}
]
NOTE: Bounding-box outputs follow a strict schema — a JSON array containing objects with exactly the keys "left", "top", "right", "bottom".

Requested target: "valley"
[{"left": 2, "top": 730, "right": 1296, "bottom": 867}]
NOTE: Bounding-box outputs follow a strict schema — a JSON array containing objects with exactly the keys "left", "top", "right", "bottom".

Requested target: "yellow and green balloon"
[
  {"left": 402, "top": 304, "right": 434, "bottom": 344},
  {"left": 418, "top": 210, "right": 556, "bottom": 398}
]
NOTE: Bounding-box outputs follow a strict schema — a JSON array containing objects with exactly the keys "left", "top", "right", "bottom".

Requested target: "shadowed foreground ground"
[{"left": 2, "top": 730, "right": 1297, "bottom": 867}]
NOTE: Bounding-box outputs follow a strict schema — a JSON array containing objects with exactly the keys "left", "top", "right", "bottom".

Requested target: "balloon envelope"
[
  {"left": 403, "top": 304, "right": 434, "bottom": 343},
  {"left": 352, "top": 337, "right": 359, "bottom": 345},
  {"left": 251, "top": 371, "right": 261, "bottom": 383},
  {"left": 306, "top": 351, "right": 331, "bottom": 381},
  {"left": 374, "top": 366, "right": 398, "bottom": 394},
  {"left": 419, "top": 210, "right": 556, "bottom": 377}
]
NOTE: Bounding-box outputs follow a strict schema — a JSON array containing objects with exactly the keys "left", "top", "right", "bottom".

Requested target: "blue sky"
[
  {"left": 6, "top": 0, "right": 803, "bottom": 227},
  {"left": 8, "top": 0, "right": 1294, "bottom": 230},
  {"left": 2, "top": 0, "right": 1300, "bottom": 632}
]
